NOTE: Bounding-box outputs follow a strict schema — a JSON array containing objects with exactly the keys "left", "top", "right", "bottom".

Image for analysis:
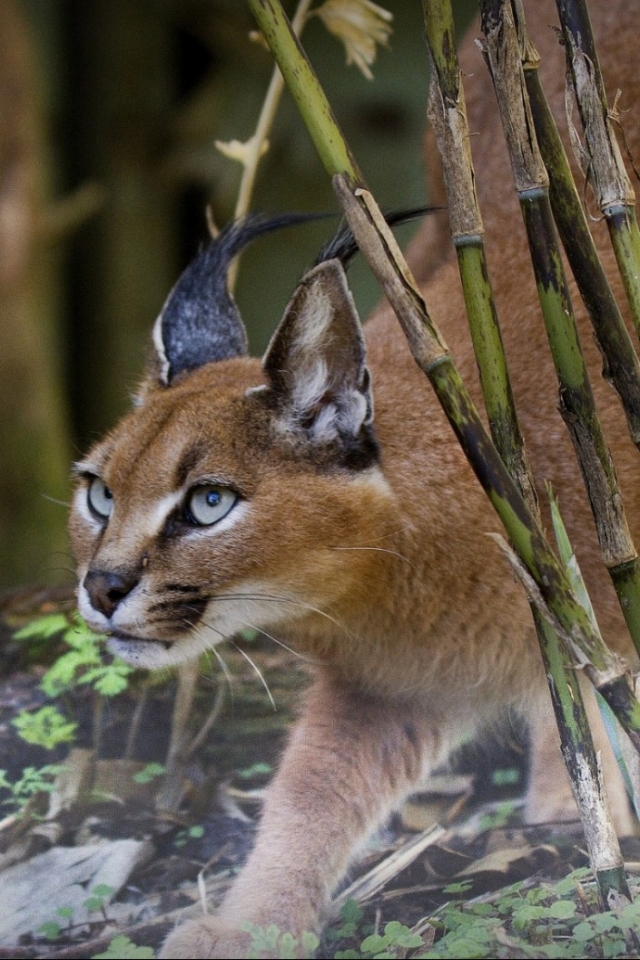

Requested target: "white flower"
[
  {"left": 214, "top": 135, "right": 270, "bottom": 166},
  {"left": 314, "top": 0, "right": 393, "bottom": 80}
]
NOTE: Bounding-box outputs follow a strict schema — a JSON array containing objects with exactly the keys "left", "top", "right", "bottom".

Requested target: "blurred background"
[{"left": 0, "top": 0, "right": 476, "bottom": 591}]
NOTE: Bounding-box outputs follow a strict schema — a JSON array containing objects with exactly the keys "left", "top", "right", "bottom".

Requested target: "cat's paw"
[{"left": 159, "top": 917, "right": 252, "bottom": 960}]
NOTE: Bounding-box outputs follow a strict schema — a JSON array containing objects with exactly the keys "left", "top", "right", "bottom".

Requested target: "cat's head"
[{"left": 69, "top": 217, "right": 394, "bottom": 668}]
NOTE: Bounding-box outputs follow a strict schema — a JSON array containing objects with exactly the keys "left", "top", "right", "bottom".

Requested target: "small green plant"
[
  {"left": 174, "top": 823, "right": 205, "bottom": 848},
  {"left": 37, "top": 885, "right": 116, "bottom": 943},
  {"left": 38, "top": 906, "right": 75, "bottom": 941},
  {"left": 9, "top": 613, "right": 137, "bottom": 812},
  {"left": 12, "top": 705, "right": 77, "bottom": 749},
  {"left": 15, "top": 611, "right": 133, "bottom": 698},
  {"left": 132, "top": 762, "right": 166, "bottom": 784},
  {"left": 0, "top": 763, "right": 64, "bottom": 813},
  {"left": 476, "top": 800, "right": 518, "bottom": 832},
  {"left": 84, "top": 883, "right": 115, "bottom": 918},
  {"left": 416, "top": 868, "right": 640, "bottom": 959},
  {"left": 243, "top": 921, "right": 320, "bottom": 959},
  {"left": 321, "top": 870, "right": 640, "bottom": 959},
  {"left": 336, "top": 920, "right": 424, "bottom": 959},
  {"left": 91, "top": 935, "right": 156, "bottom": 959},
  {"left": 326, "top": 900, "right": 368, "bottom": 945}
]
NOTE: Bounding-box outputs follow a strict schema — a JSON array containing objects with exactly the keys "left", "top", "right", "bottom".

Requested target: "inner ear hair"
[{"left": 263, "top": 260, "right": 375, "bottom": 457}]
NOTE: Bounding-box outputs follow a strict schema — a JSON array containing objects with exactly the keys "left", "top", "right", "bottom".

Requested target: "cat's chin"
[{"left": 107, "top": 632, "right": 194, "bottom": 669}]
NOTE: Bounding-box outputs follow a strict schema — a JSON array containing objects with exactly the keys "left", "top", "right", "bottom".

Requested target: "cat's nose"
[{"left": 84, "top": 568, "right": 140, "bottom": 619}]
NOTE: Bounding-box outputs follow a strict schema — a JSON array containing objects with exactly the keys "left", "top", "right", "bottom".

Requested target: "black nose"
[{"left": 84, "top": 568, "right": 140, "bottom": 619}]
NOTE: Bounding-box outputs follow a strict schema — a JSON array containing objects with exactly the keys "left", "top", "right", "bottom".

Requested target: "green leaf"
[
  {"left": 12, "top": 706, "right": 77, "bottom": 749},
  {"left": 132, "top": 762, "right": 166, "bottom": 784},
  {"left": 548, "top": 898, "right": 577, "bottom": 919},
  {"left": 38, "top": 921, "right": 62, "bottom": 941},
  {"left": 15, "top": 613, "right": 69, "bottom": 640},
  {"left": 490, "top": 767, "right": 520, "bottom": 786},
  {"left": 91, "top": 667, "right": 132, "bottom": 696},
  {"left": 301, "top": 932, "right": 320, "bottom": 955},
  {"left": 442, "top": 880, "right": 474, "bottom": 895},
  {"left": 91, "top": 934, "right": 155, "bottom": 959},
  {"left": 340, "top": 899, "right": 364, "bottom": 924}
]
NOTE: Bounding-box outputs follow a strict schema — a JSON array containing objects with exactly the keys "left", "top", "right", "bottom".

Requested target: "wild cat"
[{"left": 69, "top": 0, "right": 640, "bottom": 956}]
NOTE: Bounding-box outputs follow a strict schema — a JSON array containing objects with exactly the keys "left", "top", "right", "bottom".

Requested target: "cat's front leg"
[{"left": 161, "top": 671, "right": 445, "bottom": 959}]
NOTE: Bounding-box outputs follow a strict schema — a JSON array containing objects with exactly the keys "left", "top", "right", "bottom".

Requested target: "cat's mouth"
[
  {"left": 108, "top": 629, "right": 173, "bottom": 649},
  {"left": 106, "top": 631, "right": 175, "bottom": 664}
]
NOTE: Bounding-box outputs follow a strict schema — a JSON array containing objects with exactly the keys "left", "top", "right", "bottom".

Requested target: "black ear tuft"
[
  {"left": 153, "top": 214, "right": 328, "bottom": 387},
  {"left": 314, "top": 206, "right": 436, "bottom": 269}
]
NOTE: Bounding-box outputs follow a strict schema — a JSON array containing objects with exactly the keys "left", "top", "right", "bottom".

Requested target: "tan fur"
[{"left": 69, "top": 2, "right": 640, "bottom": 956}]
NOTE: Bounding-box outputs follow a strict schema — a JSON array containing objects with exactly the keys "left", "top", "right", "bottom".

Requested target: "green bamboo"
[
  {"left": 248, "top": 0, "right": 360, "bottom": 185},
  {"left": 422, "top": 0, "right": 535, "bottom": 506},
  {"left": 555, "top": 0, "right": 640, "bottom": 341},
  {"left": 253, "top": 0, "right": 637, "bottom": 895},
  {"left": 523, "top": 56, "right": 640, "bottom": 450},
  {"left": 607, "top": 206, "right": 640, "bottom": 342},
  {"left": 479, "top": 6, "right": 640, "bottom": 903},
  {"left": 249, "top": 0, "right": 632, "bottom": 704},
  {"left": 423, "top": 0, "right": 629, "bottom": 896},
  {"left": 480, "top": 0, "right": 640, "bottom": 660},
  {"left": 538, "top": 614, "right": 629, "bottom": 904},
  {"left": 455, "top": 239, "right": 537, "bottom": 499},
  {"left": 249, "top": 7, "right": 640, "bottom": 884}
]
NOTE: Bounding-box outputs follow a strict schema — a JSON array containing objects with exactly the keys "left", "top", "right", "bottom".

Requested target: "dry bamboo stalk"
[
  {"left": 421, "top": 1, "right": 622, "bottom": 889},
  {"left": 554, "top": 0, "right": 640, "bottom": 340},
  {"left": 479, "top": 0, "right": 640, "bottom": 653}
]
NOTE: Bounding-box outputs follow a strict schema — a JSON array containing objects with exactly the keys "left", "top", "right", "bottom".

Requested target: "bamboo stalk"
[
  {"left": 248, "top": 0, "right": 632, "bottom": 715},
  {"left": 248, "top": 0, "right": 361, "bottom": 185},
  {"left": 423, "top": 0, "right": 535, "bottom": 507},
  {"left": 423, "top": 0, "right": 629, "bottom": 902},
  {"left": 554, "top": 0, "right": 640, "bottom": 340},
  {"left": 479, "top": 0, "right": 640, "bottom": 657},
  {"left": 523, "top": 52, "right": 640, "bottom": 450},
  {"left": 250, "top": 0, "right": 637, "bottom": 900},
  {"left": 228, "top": 0, "right": 315, "bottom": 292}
]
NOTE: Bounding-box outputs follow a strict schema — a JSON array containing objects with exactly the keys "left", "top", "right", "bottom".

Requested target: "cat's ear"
[{"left": 262, "top": 259, "right": 375, "bottom": 457}]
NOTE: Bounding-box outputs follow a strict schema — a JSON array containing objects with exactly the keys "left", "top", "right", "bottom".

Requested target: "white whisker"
[
  {"left": 241, "top": 622, "right": 321, "bottom": 665},
  {"left": 42, "top": 495, "right": 71, "bottom": 508},
  {"left": 210, "top": 644, "right": 235, "bottom": 692},
  {"left": 330, "top": 545, "right": 415, "bottom": 569},
  {"left": 209, "top": 592, "right": 358, "bottom": 642},
  {"left": 230, "top": 639, "right": 277, "bottom": 711}
]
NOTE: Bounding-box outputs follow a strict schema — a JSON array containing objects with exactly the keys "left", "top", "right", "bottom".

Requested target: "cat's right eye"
[
  {"left": 87, "top": 476, "right": 114, "bottom": 520},
  {"left": 184, "top": 484, "right": 237, "bottom": 527}
]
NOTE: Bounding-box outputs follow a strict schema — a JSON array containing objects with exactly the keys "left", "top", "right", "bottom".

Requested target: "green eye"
[
  {"left": 87, "top": 477, "right": 114, "bottom": 519},
  {"left": 185, "top": 485, "right": 237, "bottom": 526}
]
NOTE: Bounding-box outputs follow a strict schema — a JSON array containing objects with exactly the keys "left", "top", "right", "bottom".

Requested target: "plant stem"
[
  {"left": 554, "top": 0, "right": 640, "bottom": 340},
  {"left": 248, "top": 0, "right": 361, "bottom": 185},
  {"left": 250, "top": 0, "right": 636, "bottom": 899},
  {"left": 229, "top": 0, "right": 315, "bottom": 292},
  {"left": 480, "top": 0, "right": 640, "bottom": 656},
  {"left": 249, "top": 0, "right": 632, "bottom": 705},
  {"left": 421, "top": 0, "right": 629, "bottom": 888},
  {"left": 422, "top": 0, "right": 535, "bottom": 507},
  {"left": 422, "top": 2, "right": 633, "bottom": 889},
  {"left": 523, "top": 52, "right": 640, "bottom": 452}
]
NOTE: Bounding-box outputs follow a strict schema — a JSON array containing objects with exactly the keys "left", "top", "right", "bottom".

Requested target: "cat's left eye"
[
  {"left": 87, "top": 476, "right": 114, "bottom": 520},
  {"left": 185, "top": 485, "right": 237, "bottom": 526}
]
